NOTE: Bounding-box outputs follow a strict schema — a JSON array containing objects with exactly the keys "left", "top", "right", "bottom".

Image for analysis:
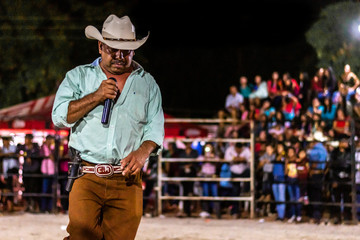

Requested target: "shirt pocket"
[{"left": 126, "top": 93, "right": 148, "bottom": 124}]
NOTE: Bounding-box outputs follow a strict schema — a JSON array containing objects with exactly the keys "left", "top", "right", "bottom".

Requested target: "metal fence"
[{"left": 157, "top": 119, "right": 256, "bottom": 218}]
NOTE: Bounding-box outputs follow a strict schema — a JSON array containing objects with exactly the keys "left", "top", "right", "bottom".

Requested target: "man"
[
  {"left": 218, "top": 85, "right": 244, "bottom": 122},
  {"left": 224, "top": 142, "right": 251, "bottom": 218},
  {"left": 307, "top": 141, "right": 328, "bottom": 224},
  {"left": 17, "top": 133, "right": 41, "bottom": 212},
  {"left": 0, "top": 136, "right": 18, "bottom": 211},
  {"left": 248, "top": 75, "right": 268, "bottom": 100},
  {"left": 0, "top": 136, "right": 18, "bottom": 179},
  {"left": 178, "top": 142, "right": 198, "bottom": 217},
  {"left": 52, "top": 14, "right": 164, "bottom": 240},
  {"left": 329, "top": 138, "right": 352, "bottom": 224}
]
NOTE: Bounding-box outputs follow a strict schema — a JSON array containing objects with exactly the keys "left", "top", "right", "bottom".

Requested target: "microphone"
[{"left": 101, "top": 77, "right": 117, "bottom": 125}]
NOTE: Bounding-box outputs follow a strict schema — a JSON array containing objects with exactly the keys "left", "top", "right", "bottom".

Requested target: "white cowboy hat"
[{"left": 85, "top": 14, "right": 149, "bottom": 50}]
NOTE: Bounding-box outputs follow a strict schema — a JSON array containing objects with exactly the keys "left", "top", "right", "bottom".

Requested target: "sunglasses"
[{"left": 102, "top": 44, "right": 132, "bottom": 57}]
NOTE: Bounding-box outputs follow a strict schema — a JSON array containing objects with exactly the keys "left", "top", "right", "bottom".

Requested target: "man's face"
[
  {"left": 2, "top": 139, "right": 9, "bottom": 146},
  {"left": 25, "top": 137, "right": 32, "bottom": 145},
  {"left": 344, "top": 64, "right": 351, "bottom": 73},
  {"left": 255, "top": 75, "right": 261, "bottom": 84},
  {"left": 98, "top": 42, "right": 134, "bottom": 75},
  {"left": 235, "top": 146, "right": 242, "bottom": 154},
  {"left": 230, "top": 86, "right": 237, "bottom": 95}
]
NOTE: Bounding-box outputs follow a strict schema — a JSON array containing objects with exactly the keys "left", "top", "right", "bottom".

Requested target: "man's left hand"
[
  {"left": 120, "top": 149, "right": 148, "bottom": 176},
  {"left": 120, "top": 141, "right": 157, "bottom": 176}
]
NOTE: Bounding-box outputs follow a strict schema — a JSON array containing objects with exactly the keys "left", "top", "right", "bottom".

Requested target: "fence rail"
[{"left": 158, "top": 118, "right": 256, "bottom": 218}]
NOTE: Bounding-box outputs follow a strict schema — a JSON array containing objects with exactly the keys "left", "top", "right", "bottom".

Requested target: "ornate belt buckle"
[{"left": 94, "top": 164, "right": 114, "bottom": 177}]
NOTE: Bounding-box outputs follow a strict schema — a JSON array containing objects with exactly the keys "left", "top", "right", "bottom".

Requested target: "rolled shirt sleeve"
[
  {"left": 141, "top": 79, "right": 165, "bottom": 155},
  {"left": 52, "top": 69, "right": 82, "bottom": 128}
]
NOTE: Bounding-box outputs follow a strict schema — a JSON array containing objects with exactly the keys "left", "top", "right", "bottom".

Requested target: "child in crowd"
[
  {"left": 198, "top": 144, "right": 220, "bottom": 218},
  {"left": 296, "top": 149, "right": 309, "bottom": 206},
  {"left": 257, "top": 145, "right": 275, "bottom": 216},
  {"left": 285, "top": 147, "right": 302, "bottom": 223},
  {"left": 40, "top": 135, "right": 55, "bottom": 213},
  {"left": 272, "top": 143, "right": 286, "bottom": 221}
]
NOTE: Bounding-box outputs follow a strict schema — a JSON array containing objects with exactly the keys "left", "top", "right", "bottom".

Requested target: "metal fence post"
[
  {"left": 250, "top": 120, "right": 255, "bottom": 219},
  {"left": 350, "top": 119, "right": 358, "bottom": 224},
  {"left": 52, "top": 131, "right": 60, "bottom": 213},
  {"left": 157, "top": 152, "right": 163, "bottom": 216}
]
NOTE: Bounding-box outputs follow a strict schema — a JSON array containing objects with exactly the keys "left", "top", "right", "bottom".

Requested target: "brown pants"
[{"left": 64, "top": 166, "right": 143, "bottom": 240}]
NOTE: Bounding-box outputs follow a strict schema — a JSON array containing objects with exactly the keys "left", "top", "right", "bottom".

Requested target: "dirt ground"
[{"left": 0, "top": 213, "right": 359, "bottom": 240}]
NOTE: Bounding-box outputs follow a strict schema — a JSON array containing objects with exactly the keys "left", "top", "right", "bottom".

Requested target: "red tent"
[
  {"left": 0, "top": 95, "right": 55, "bottom": 129},
  {"left": 0, "top": 95, "right": 207, "bottom": 138}
]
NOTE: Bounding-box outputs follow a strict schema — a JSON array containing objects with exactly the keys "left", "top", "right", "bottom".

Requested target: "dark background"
[{"left": 78, "top": 0, "right": 340, "bottom": 117}]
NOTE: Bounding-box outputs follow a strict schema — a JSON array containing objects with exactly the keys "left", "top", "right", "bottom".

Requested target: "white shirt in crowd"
[
  {"left": 2, "top": 145, "right": 18, "bottom": 176},
  {"left": 224, "top": 145, "right": 251, "bottom": 175},
  {"left": 225, "top": 92, "right": 244, "bottom": 110}
]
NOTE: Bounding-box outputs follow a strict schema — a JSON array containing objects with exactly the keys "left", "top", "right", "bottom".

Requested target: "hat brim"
[{"left": 85, "top": 25, "right": 148, "bottom": 50}]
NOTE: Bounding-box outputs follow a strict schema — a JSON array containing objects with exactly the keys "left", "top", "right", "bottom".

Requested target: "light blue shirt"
[{"left": 52, "top": 58, "right": 164, "bottom": 165}]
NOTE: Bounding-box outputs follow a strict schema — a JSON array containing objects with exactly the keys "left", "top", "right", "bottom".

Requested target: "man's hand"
[
  {"left": 67, "top": 78, "right": 118, "bottom": 124},
  {"left": 93, "top": 78, "right": 118, "bottom": 103},
  {"left": 120, "top": 141, "right": 157, "bottom": 176}
]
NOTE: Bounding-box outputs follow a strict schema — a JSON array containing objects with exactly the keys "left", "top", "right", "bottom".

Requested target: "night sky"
[{"left": 123, "top": 0, "right": 338, "bottom": 116}]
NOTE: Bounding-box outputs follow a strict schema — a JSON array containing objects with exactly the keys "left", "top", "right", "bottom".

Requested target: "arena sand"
[{"left": 0, "top": 213, "right": 359, "bottom": 240}]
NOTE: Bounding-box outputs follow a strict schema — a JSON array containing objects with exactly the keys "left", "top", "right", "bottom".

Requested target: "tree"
[
  {"left": 0, "top": 0, "right": 127, "bottom": 108},
  {"left": 306, "top": 1, "right": 360, "bottom": 77}
]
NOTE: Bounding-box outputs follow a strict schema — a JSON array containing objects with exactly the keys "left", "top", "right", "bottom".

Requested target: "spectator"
[
  {"left": 257, "top": 144, "right": 275, "bottom": 216},
  {"left": 329, "top": 138, "right": 352, "bottom": 224},
  {"left": 296, "top": 149, "right": 309, "bottom": 206},
  {"left": 267, "top": 71, "right": 283, "bottom": 107},
  {"left": 282, "top": 72, "right": 300, "bottom": 97},
  {"left": 281, "top": 95, "right": 301, "bottom": 122},
  {"left": 239, "top": 76, "right": 252, "bottom": 100},
  {"left": 58, "top": 136, "right": 69, "bottom": 212},
  {"left": 307, "top": 141, "right": 328, "bottom": 224},
  {"left": 285, "top": 147, "right": 302, "bottom": 223},
  {"left": 0, "top": 136, "right": 18, "bottom": 178},
  {"left": 274, "top": 110, "right": 285, "bottom": 125},
  {"left": 341, "top": 64, "right": 360, "bottom": 94},
  {"left": 225, "top": 142, "right": 251, "bottom": 218},
  {"left": 17, "top": 134, "right": 41, "bottom": 213},
  {"left": 239, "top": 103, "right": 249, "bottom": 121},
  {"left": 268, "top": 123, "right": 284, "bottom": 140},
  {"left": 40, "top": 135, "right": 55, "bottom": 213},
  {"left": 218, "top": 85, "right": 244, "bottom": 122},
  {"left": 249, "top": 75, "right": 268, "bottom": 100},
  {"left": 355, "top": 139, "right": 360, "bottom": 220},
  {"left": 320, "top": 96, "right": 337, "bottom": 127},
  {"left": 260, "top": 100, "right": 276, "bottom": 122},
  {"left": 311, "top": 69, "right": 324, "bottom": 98},
  {"left": 198, "top": 144, "right": 220, "bottom": 219},
  {"left": 306, "top": 97, "right": 323, "bottom": 119},
  {"left": 178, "top": 142, "right": 198, "bottom": 217},
  {"left": 0, "top": 136, "right": 18, "bottom": 212},
  {"left": 283, "top": 128, "right": 298, "bottom": 148},
  {"left": 248, "top": 102, "right": 260, "bottom": 121},
  {"left": 219, "top": 162, "right": 233, "bottom": 218},
  {"left": 331, "top": 108, "right": 350, "bottom": 139},
  {"left": 298, "top": 72, "right": 311, "bottom": 108},
  {"left": 272, "top": 143, "right": 286, "bottom": 221},
  {"left": 323, "top": 67, "right": 337, "bottom": 95}
]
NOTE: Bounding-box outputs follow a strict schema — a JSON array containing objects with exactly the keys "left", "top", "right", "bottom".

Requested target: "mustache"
[{"left": 111, "top": 60, "right": 125, "bottom": 65}]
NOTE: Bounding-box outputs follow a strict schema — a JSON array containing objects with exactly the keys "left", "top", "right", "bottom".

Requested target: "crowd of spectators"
[
  {"left": 0, "top": 134, "right": 69, "bottom": 213},
  {"left": 159, "top": 64, "right": 360, "bottom": 224},
  {"left": 1, "top": 65, "right": 360, "bottom": 225}
]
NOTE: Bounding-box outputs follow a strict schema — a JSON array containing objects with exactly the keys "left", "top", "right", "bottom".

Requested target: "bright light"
[{"left": 358, "top": 24, "right": 360, "bottom": 33}]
